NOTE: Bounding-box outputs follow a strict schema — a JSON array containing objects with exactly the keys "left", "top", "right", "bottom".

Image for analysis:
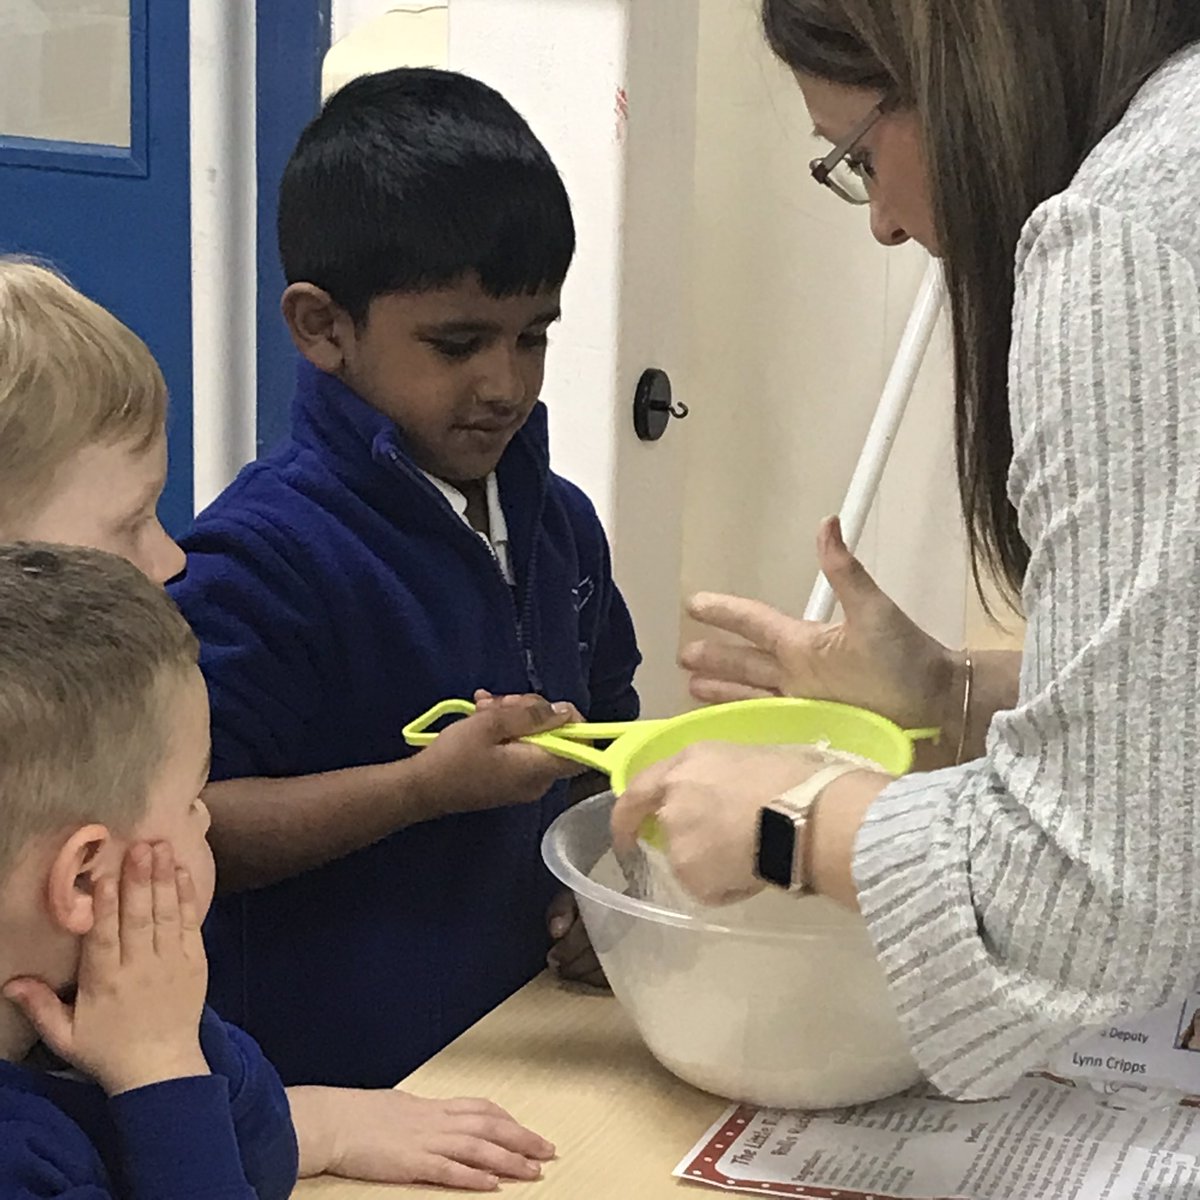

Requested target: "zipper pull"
[{"left": 525, "top": 649, "right": 543, "bottom": 692}]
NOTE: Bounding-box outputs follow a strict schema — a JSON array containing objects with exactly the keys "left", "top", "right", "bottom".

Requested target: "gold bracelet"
[{"left": 954, "top": 652, "right": 974, "bottom": 766}]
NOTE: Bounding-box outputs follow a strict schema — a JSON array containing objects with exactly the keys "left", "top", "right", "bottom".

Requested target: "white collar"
[{"left": 422, "top": 471, "right": 513, "bottom": 582}]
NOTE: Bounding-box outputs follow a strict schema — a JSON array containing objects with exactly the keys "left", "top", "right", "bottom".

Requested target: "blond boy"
[{"left": 0, "top": 259, "right": 184, "bottom": 584}]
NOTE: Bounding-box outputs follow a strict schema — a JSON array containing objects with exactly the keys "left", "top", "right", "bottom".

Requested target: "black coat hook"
[{"left": 633, "top": 368, "right": 688, "bottom": 442}]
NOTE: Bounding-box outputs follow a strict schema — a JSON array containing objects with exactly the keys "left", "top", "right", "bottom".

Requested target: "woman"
[{"left": 614, "top": 0, "right": 1200, "bottom": 1101}]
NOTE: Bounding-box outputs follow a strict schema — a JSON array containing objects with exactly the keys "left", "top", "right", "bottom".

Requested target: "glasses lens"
[{"left": 826, "top": 159, "right": 871, "bottom": 205}]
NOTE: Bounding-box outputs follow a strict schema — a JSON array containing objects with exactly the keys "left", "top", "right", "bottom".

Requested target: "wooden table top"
[{"left": 293, "top": 972, "right": 727, "bottom": 1197}]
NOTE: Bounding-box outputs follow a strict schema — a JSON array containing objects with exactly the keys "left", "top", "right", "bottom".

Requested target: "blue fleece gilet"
[{"left": 170, "top": 360, "right": 640, "bottom": 1087}]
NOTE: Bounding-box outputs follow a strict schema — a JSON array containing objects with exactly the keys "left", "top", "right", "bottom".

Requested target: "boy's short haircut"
[
  {"left": 0, "top": 543, "right": 198, "bottom": 880},
  {"left": 0, "top": 258, "right": 167, "bottom": 523},
  {"left": 278, "top": 67, "right": 575, "bottom": 324}
]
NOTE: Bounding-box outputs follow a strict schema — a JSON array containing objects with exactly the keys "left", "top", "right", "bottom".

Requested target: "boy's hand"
[
  {"left": 412, "top": 693, "right": 585, "bottom": 819},
  {"left": 290, "top": 1085, "right": 555, "bottom": 1190},
  {"left": 4, "top": 842, "right": 209, "bottom": 1096},
  {"left": 472, "top": 689, "right": 584, "bottom": 729},
  {"left": 546, "top": 891, "right": 608, "bottom": 989}
]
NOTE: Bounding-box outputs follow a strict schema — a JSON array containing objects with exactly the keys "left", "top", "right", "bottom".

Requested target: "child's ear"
[
  {"left": 281, "top": 283, "right": 356, "bottom": 373},
  {"left": 45, "top": 824, "right": 115, "bottom": 936}
]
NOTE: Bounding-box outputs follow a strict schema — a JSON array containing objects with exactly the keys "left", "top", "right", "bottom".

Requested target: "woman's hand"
[
  {"left": 612, "top": 744, "right": 892, "bottom": 909},
  {"left": 681, "top": 518, "right": 963, "bottom": 763}
]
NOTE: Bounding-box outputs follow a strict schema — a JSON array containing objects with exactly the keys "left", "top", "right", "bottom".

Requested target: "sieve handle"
[
  {"left": 902, "top": 727, "right": 941, "bottom": 744},
  {"left": 402, "top": 699, "right": 658, "bottom": 777},
  {"left": 403, "top": 698, "right": 478, "bottom": 745}
]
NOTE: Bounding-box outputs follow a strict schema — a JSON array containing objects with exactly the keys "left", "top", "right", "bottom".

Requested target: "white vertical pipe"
[
  {"left": 803, "top": 261, "right": 946, "bottom": 622},
  {"left": 189, "top": 0, "right": 258, "bottom": 514}
]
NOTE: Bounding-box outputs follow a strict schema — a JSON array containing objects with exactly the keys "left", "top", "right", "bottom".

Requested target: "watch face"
[{"left": 757, "top": 807, "right": 796, "bottom": 888}]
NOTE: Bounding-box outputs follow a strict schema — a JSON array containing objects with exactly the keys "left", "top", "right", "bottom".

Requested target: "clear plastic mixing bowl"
[{"left": 542, "top": 791, "right": 922, "bottom": 1109}]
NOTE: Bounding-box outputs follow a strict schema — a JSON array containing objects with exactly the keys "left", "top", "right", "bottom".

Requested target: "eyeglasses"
[{"left": 809, "top": 104, "right": 884, "bottom": 206}]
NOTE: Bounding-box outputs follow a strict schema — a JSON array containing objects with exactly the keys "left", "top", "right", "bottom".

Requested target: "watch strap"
[{"left": 761, "top": 761, "right": 866, "bottom": 894}]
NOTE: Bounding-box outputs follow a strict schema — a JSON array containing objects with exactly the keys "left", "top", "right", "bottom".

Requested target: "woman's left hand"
[{"left": 611, "top": 744, "right": 847, "bottom": 905}]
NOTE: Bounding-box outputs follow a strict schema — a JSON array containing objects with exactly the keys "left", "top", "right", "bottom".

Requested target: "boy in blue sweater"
[
  {"left": 0, "top": 544, "right": 298, "bottom": 1199},
  {"left": 169, "top": 67, "right": 641, "bottom": 1091}
]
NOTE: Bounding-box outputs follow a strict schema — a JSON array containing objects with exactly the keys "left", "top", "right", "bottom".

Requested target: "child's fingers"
[
  {"left": 2, "top": 978, "right": 73, "bottom": 1060},
  {"left": 452, "top": 1114, "right": 556, "bottom": 1161},
  {"left": 441, "top": 1100, "right": 555, "bottom": 1158},
  {"left": 150, "top": 842, "right": 181, "bottom": 954},
  {"left": 471, "top": 690, "right": 581, "bottom": 722},
  {"left": 81, "top": 874, "right": 121, "bottom": 978},
  {"left": 442, "top": 1097, "right": 517, "bottom": 1122},
  {"left": 119, "top": 844, "right": 155, "bottom": 961},
  {"left": 550, "top": 755, "right": 590, "bottom": 781},
  {"left": 431, "top": 1135, "right": 542, "bottom": 1181},
  {"left": 493, "top": 692, "right": 579, "bottom": 721},
  {"left": 549, "top": 948, "right": 608, "bottom": 989},
  {"left": 412, "top": 1155, "right": 499, "bottom": 1192},
  {"left": 546, "top": 889, "right": 576, "bottom": 938},
  {"left": 477, "top": 698, "right": 570, "bottom": 743},
  {"left": 548, "top": 937, "right": 602, "bottom": 977},
  {"left": 548, "top": 913, "right": 608, "bottom": 986},
  {"left": 548, "top": 914, "right": 589, "bottom": 960},
  {"left": 175, "top": 866, "right": 205, "bottom": 962}
]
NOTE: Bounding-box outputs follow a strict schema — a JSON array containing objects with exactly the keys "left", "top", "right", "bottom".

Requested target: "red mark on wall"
[{"left": 614, "top": 86, "right": 629, "bottom": 143}]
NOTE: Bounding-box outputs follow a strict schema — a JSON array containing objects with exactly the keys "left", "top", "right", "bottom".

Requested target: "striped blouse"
[{"left": 854, "top": 41, "right": 1200, "bottom": 1099}]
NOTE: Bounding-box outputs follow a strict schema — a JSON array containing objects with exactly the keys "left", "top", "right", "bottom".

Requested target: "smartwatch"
[{"left": 755, "top": 762, "right": 864, "bottom": 894}]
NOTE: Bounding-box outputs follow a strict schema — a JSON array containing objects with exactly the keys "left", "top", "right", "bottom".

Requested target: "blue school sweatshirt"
[
  {"left": 0, "top": 1007, "right": 297, "bottom": 1199},
  {"left": 171, "top": 360, "right": 640, "bottom": 1089}
]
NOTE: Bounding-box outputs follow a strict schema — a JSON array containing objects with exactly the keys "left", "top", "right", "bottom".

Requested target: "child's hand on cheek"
[
  {"left": 3, "top": 842, "right": 209, "bottom": 1096},
  {"left": 289, "top": 1086, "right": 555, "bottom": 1190}
]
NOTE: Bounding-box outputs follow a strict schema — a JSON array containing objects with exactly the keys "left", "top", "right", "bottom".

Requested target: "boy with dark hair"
[{"left": 171, "top": 68, "right": 641, "bottom": 1090}]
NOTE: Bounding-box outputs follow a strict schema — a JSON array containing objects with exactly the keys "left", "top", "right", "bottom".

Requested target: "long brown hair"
[{"left": 762, "top": 0, "right": 1200, "bottom": 602}]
